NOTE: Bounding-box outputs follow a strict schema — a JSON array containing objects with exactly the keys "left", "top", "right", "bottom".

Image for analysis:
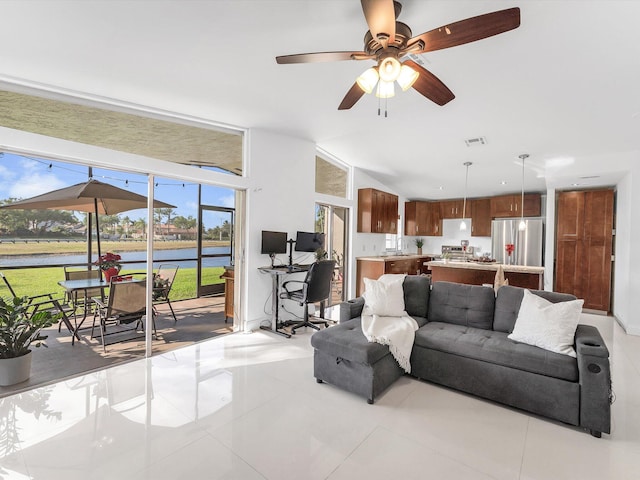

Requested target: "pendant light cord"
[{"left": 462, "top": 162, "right": 472, "bottom": 219}]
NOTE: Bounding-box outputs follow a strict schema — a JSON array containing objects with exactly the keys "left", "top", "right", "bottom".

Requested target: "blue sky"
[{"left": 0, "top": 152, "right": 235, "bottom": 227}]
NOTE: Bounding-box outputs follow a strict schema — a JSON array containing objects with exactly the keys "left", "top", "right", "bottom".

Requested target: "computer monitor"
[
  {"left": 261, "top": 230, "right": 287, "bottom": 255},
  {"left": 294, "top": 231, "right": 325, "bottom": 252}
]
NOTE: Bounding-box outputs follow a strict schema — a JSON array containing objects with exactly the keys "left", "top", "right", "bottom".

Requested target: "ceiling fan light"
[
  {"left": 396, "top": 64, "right": 419, "bottom": 91},
  {"left": 356, "top": 68, "right": 379, "bottom": 94},
  {"left": 378, "top": 56, "right": 401, "bottom": 82},
  {"left": 376, "top": 80, "right": 395, "bottom": 98}
]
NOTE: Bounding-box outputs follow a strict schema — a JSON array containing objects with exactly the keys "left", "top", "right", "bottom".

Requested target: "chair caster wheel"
[
  {"left": 316, "top": 378, "right": 323, "bottom": 383},
  {"left": 291, "top": 329, "right": 296, "bottom": 335}
]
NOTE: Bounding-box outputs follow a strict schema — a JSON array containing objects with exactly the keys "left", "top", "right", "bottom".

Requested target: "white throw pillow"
[
  {"left": 362, "top": 277, "right": 406, "bottom": 317},
  {"left": 508, "top": 289, "right": 584, "bottom": 357}
]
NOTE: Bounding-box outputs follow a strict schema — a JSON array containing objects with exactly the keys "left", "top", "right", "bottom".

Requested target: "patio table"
[{"left": 58, "top": 278, "right": 109, "bottom": 345}]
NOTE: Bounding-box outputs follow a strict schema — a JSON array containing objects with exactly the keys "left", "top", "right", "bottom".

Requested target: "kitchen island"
[
  {"left": 426, "top": 260, "right": 544, "bottom": 290},
  {"left": 356, "top": 254, "right": 438, "bottom": 296}
]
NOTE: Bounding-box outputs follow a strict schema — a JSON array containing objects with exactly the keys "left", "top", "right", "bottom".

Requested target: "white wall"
[
  {"left": 415, "top": 219, "right": 491, "bottom": 258},
  {"left": 613, "top": 165, "right": 640, "bottom": 335},
  {"left": 243, "top": 129, "right": 319, "bottom": 329}
]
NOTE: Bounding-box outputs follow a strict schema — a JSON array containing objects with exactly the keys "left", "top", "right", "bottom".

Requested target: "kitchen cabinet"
[
  {"left": 490, "top": 193, "right": 541, "bottom": 218},
  {"left": 555, "top": 189, "right": 613, "bottom": 312},
  {"left": 220, "top": 266, "right": 234, "bottom": 322},
  {"left": 358, "top": 188, "right": 398, "bottom": 234},
  {"left": 356, "top": 255, "right": 434, "bottom": 296},
  {"left": 470, "top": 197, "right": 492, "bottom": 237},
  {"left": 439, "top": 199, "right": 465, "bottom": 219},
  {"left": 404, "top": 201, "right": 442, "bottom": 236}
]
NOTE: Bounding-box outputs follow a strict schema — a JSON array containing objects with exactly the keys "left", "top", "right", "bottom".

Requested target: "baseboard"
[{"left": 614, "top": 316, "right": 640, "bottom": 336}]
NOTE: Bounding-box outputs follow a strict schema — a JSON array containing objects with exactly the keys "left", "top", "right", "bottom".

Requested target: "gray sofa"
[{"left": 310, "top": 277, "right": 612, "bottom": 437}]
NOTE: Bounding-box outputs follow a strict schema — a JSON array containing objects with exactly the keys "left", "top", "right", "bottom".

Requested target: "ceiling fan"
[{"left": 275, "top": 0, "right": 520, "bottom": 110}]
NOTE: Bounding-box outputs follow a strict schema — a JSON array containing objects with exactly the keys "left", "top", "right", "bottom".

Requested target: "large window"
[
  {"left": 0, "top": 89, "right": 244, "bottom": 175},
  {"left": 315, "top": 156, "right": 348, "bottom": 198}
]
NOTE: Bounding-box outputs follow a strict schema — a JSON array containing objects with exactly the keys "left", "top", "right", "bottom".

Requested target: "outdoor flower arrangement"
[{"left": 94, "top": 252, "right": 122, "bottom": 281}]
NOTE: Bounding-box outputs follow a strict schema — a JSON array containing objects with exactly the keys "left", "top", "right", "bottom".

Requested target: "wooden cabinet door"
[
  {"left": 470, "top": 198, "right": 492, "bottom": 237},
  {"left": 555, "top": 189, "right": 613, "bottom": 311},
  {"left": 440, "top": 199, "right": 464, "bottom": 219},
  {"left": 490, "top": 195, "right": 517, "bottom": 217},
  {"left": 358, "top": 188, "right": 398, "bottom": 233},
  {"left": 428, "top": 202, "right": 442, "bottom": 236},
  {"left": 384, "top": 192, "right": 398, "bottom": 234},
  {"left": 405, "top": 201, "right": 435, "bottom": 236},
  {"left": 581, "top": 190, "right": 614, "bottom": 311},
  {"left": 404, "top": 201, "right": 418, "bottom": 236},
  {"left": 523, "top": 193, "right": 542, "bottom": 217}
]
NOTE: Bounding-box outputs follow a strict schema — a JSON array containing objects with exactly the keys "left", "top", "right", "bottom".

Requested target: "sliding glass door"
[{"left": 315, "top": 203, "right": 348, "bottom": 305}]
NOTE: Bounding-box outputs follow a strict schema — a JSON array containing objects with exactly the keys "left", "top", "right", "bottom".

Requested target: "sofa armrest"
[
  {"left": 339, "top": 297, "right": 365, "bottom": 323},
  {"left": 574, "top": 324, "right": 611, "bottom": 436}
]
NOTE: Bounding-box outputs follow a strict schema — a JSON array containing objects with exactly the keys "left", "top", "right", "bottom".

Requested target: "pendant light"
[
  {"left": 460, "top": 162, "right": 472, "bottom": 231},
  {"left": 518, "top": 154, "right": 529, "bottom": 231}
]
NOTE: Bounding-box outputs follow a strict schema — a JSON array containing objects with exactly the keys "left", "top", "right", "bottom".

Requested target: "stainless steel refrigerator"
[{"left": 491, "top": 219, "right": 544, "bottom": 266}]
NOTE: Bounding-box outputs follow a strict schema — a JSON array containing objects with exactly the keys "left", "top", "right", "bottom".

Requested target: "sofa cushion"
[
  {"left": 403, "top": 275, "right": 430, "bottom": 319},
  {"left": 428, "top": 281, "right": 495, "bottom": 330},
  {"left": 363, "top": 277, "right": 406, "bottom": 317},
  {"left": 508, "top": 289, "right": 584, "bottom": 357},
  {"left": 310, "top": 318, "right": 390, "bottom": 365},
  {"left": 414, "top": 322, "right": 578, "bottom": 382},
  {"left": 494, "top": 285, "right": 578, "bottom": 333}
]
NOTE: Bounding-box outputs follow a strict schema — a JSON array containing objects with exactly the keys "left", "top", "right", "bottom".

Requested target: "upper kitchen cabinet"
[
  {"left": 405, "top": 201, "right": 442, "bottom": 237},
  {"left": 358, "top": 188, "right": 398, "bottom": 234},
  {"left": 470, "top": 198, "right": 492, "bottom": 237},
  {"left": 490, "top": 193, "right": 541, "bottom": 218},
  {"left": 439, "top": 199, "right": 465, "bottom": 219}
]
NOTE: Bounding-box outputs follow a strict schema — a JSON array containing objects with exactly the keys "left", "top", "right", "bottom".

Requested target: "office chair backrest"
[
  {"left": 304, "top": 260, "right": 336, "bottom": 304},
  {"left": 108, "top": 279, "right": 147, "bottom": 323}
]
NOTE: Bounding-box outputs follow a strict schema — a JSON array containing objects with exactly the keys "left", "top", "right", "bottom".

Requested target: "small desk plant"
[
  {"left": 0, "top": 296, "right": 59, "bottom": 386},
  {"left": 415, "top": 238, "right": 424, "bottom": 255}
]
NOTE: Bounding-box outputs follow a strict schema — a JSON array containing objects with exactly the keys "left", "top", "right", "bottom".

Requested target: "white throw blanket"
[{"left": 361, "top": 313, "right": 418, "bottom": 373}]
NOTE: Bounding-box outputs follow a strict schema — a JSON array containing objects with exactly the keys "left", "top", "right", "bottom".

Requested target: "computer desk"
[{"left": 258, "top": 264, "right": 311, "bottom": 338}]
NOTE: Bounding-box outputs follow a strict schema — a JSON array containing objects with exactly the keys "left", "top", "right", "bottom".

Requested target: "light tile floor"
[{"left": 1, "top": 312, "right": 638, "bottom": 480}]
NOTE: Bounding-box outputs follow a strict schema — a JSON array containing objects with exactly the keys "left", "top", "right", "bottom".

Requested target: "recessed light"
[
  {"left": 438, "top": 186, "right": 444, "bottom": 190},
  {"left": 572, "top": 183, "right": 581, "bottom": 186},
  {"left": 500, "top": 180, "right": 507, "bottom": 185}
]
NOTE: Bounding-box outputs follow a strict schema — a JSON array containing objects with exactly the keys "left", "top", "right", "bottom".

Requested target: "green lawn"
[{"left": 1, "top": 266, "right": 225, "bottom": 301}]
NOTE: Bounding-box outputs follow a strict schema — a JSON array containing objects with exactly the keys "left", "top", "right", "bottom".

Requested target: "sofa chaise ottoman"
[{"left": 310, "top": 277, "right": 612, "bottom": 437}]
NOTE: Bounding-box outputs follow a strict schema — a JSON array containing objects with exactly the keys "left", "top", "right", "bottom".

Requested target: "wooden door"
[
  {"left": 470, "top": 198, "right": 492, "bottom": 237},
  {"left": 555, "top": 189, "right": 613, "bottom": 311}
]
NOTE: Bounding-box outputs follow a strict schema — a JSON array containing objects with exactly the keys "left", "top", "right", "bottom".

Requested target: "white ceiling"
[{"left": 1, "top": 0, "right": 639, "bottom": 200}]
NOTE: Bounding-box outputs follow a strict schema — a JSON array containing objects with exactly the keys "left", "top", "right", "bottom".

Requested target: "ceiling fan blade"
[
  {"left": 276, "top": 51, "right": 370, "bottom": 64},
  {"left": 404, "top": 60, "right": 455, "bottom": 106},
  {"left": 338, "top": 83, "right": 366, "bottom": 110},
  {"left": 407, "top": 7, "right": 520, "bottom": 54},
  {"left": 361, "top": 0, "right": 396, "bottom": 48}
]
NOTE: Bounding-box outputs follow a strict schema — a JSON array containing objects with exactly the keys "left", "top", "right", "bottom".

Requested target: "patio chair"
[
  {"left": 63, "top": 266, "right": 103, "bottom": 316},
  {"left": 0, "top": 271, "right": 78, "bottom": 341},
  {"left": 91, "top": 278, "right": 156, "bottom": 351},
  {"left": 153, "top": 264, "right": 179, "bottom": 322}
]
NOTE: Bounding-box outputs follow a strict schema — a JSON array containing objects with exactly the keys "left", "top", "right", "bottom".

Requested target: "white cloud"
[{"left": 10, "top": 172, "right": 69, "bottom": 199}]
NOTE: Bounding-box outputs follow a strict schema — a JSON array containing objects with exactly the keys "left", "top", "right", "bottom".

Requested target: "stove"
[{"left": 441, "top": 245, "right": 474, "bottom": 260}]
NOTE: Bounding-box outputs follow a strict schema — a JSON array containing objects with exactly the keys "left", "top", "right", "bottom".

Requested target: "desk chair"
[
  {"left": 279, "top": 260, "right": 336, "bottom": 334},
  {"left": 92, "top": 278, "right": 156, "bottom": 351},
  {"left": 153, "top": 264, "right": 179, "bottom": 322}
]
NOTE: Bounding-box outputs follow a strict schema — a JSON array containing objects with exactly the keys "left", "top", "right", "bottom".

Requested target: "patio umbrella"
[{"left": 1, "top": 179, "right": 175, "bottom": 261}]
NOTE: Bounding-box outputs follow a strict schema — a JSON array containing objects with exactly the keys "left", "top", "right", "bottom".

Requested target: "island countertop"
[
  {"left": 425, "top": 260, "right": 544, "bottom": 274},
  {"left": 426, "top": 260, "right": 544, "bottom": 289},
  {"left": 357, "top": 253, "right": 439, "bottom": 262}
]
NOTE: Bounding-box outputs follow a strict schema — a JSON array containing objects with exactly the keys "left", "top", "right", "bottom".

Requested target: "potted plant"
[
  {"left": 315, "top": 248, "right": 328, "bottom": 262},
  {"left": 415, "top": 238, "right": 424, "bottom": 255},
  {"left": 94, "top": 252, "right": 122, "bottom": 282},
  {"left": 0, "top": 296, "right": 58, "bottom": 386}
]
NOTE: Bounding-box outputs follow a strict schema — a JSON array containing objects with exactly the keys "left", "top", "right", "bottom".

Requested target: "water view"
[{"left": 0, "top": 246, "right": 232, "bottom": 269}]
